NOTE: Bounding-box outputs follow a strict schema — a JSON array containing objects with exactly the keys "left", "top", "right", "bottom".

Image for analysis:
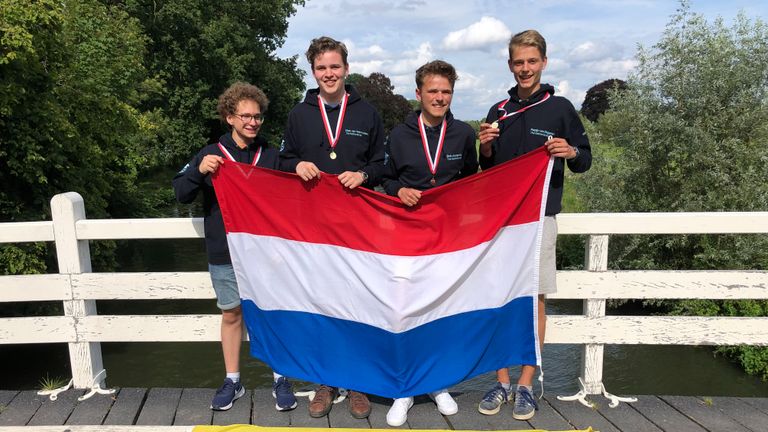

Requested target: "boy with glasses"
[{"left": 173, "top": 82, "right": 298, "bottom": 412}]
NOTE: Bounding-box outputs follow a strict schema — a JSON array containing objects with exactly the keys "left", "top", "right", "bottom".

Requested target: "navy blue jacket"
[
  {"left": 279, "top": 85, "right": 385, "bottom": 186},
  {"left": 480, "top": 84, "right": 591, "bottom": 215},
  {"left": 383, "top": 110, "right": 478, "bottom": 196},
  {"left": 172, "top": 133, "right": 279, "bottom": 265}
]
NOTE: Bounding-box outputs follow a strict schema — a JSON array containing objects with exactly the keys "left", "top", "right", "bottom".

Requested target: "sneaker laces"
[
  {"left": 515, "top": 387, "right": 539, "bottom": 410},
  {"left": 274, "top": 377, "right": 292, "bottom": 396},
  {"left": 482, "top": 384, "right": 508, "bottom": 404}
]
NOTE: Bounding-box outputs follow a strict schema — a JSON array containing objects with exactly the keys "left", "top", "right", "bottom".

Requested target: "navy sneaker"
[
  {"left": 512, "top": 386, "right": 539, "bottom": 420},
  {"left": 272, "top": 377, "right": 298, "bottom": 411},
  {"left": 210, "top": 378, "right": 245, "bottom": 411},
  {"left": 478, "top": 383, "right": 510, "bottom": 415}
]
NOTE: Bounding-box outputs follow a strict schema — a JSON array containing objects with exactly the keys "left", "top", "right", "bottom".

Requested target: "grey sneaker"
[
  {"left": 478, "top": 383, "right": 510, "bottom": 415},
  {"left": 512, "top": 386, "right": 539, "bottom": 420}
]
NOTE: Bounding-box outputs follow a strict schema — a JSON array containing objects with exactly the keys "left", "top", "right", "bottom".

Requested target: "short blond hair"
[{"left": 508, "top": 30, "right": 547, "bottom": 59}]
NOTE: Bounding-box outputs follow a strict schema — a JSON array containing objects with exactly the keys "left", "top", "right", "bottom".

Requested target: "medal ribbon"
[
  {"left": 496, "top": 92, "right": 551, "bottom": 122},
  {"left": 318, "top": 93, "right": 350, "bottom": 153},
  {"left": 418, "top": 114, "right": 447, "bottom": 177},
  {"left": 217, "top": 143, "right": 261, "bottom": 166}
]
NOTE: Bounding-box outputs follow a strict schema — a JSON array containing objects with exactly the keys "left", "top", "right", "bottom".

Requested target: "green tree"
[
  {"left": 348, "top": 72, "right": 412, "bottom": 135},
  {"left": 576, "top": 1, "right": 768, "bottom": 378},
  {"left": 1, "top": 0, "right": 156, "bottom": 274},
  {"left": 580, "top": 79, "right": 627, "bottom": 123},
  {"left": 116, "top": 0, "right": 306, "bottom": 165}
]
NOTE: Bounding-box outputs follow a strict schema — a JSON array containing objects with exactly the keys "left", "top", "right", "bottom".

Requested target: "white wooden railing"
[{"left": 1, "top": 192, "right": 768, "bottom": 403}]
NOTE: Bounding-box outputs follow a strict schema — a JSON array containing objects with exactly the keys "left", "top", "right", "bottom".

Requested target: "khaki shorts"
[{"left": 538, "top": 216, "right": 557, "bottom": 295}]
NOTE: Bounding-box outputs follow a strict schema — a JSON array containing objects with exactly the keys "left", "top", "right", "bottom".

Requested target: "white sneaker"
[
  {"left": 430, "top": 389, "right": 458, "bottom": 415},
  {"left": 386, "top": 397, "right": 414, "bottom": 427}
]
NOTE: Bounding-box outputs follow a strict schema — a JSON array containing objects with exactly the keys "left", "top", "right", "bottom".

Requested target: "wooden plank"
[
  {"left": 287, "top": 393, "right": 329, "bottom": 428},
  {"left": 0, "top": 391, "right": 18, "bottom": 407},
  {"left": 103, "top": 388, "right": 146, "bottom": 425},
  {"left": 0, "top": 221, "right": 54, "bottom": 243},
  {"left": 660, "top": 396, "right": 751, "bottom": 432},
  {"left": 404, "top": 395, "right": 449, "bottom": 430},
  {"left": 72, "top": 273, "right": 212, "bottom": 300},
  {"left": 134, "top": 388, "right": 181, "bottom": 426},
  {"left": 741, "top": 397, "right": 768, "bottom": 415},
  {"left": 77, "top": 316, "right": 221, "bottom": 342},
  {"left": 591, "top": 398, "right": 662, "bottom": 432},
  {"left": 527, "top": 397, "right": 574, "bottom": 431},
  {"left": 0, "top": 317, "right": 75, "bottom": 344},
  {"left": 628, "top": 395, "right": 706, "bottom": 432},
  {"left": 211, "top": 389, "right": 250, "bottom": 426},
  {"left": 0, "top": 274, "right": 71, "bottom": 302},
  {"left": 173, "top": 388, "right": 213, "bottom": 426},
  {"left": 547, "top": 315, "right": 768, "bottom": 345},
  {"left": 0, "top": 390, "right": 42, "bottom": 425},
  {"left": 65, "top": 390, "right": 115, "bottom": 425},
  {"left": 447, "top": 392, "right": 533, "bottom": 431},
  {"left": 557, "top": 212, "right": 768, "bottom": 235},
  {"left": 28, "top": 389, "right": 82, "bottom": 426},
  {"left": 547, "top": 395, "right": 621, "bottom": 432},
  {"left": 705, "top": 396, "right": 768, "bottom": 432},
  {"left": 249, "top": 388, "right": 289, "bottom": 427},
  {"left": 76, "top": 218, "right": 203, "bottom": 240},
  {"left": 367, "top": 395, "right": 398, "bottom": 429},
  {"left": 328, "top": 393, "right": 370, "bottom": 429},
  {"left": 552, "top": 270, "right": 768, "bottom": 300}
]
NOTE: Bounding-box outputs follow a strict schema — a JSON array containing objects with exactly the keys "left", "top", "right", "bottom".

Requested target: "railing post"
[
  {"left": 51, "top": 192, "right": 104, "bottom": 389},
  {"left": 581, "top": 234, "right": 608, "bottom": 394}
]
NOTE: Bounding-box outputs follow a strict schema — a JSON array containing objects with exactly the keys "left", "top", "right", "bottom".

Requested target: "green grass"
[{"left": 39, "top": 374, "right": 68, "bottom": 391}]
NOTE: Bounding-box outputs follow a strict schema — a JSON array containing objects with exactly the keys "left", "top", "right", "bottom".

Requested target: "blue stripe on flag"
[{"left": 241, "top": 296, "right": 536, "bottom": 398}]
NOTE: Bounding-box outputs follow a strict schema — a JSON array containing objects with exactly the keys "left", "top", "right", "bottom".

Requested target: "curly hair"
[
  {"left": 305, "top": 36, "right": 348, "bottom": 69},
  {"left": 415, "top": 60, "right": 458, "bottom": 89},
  {"left": 216, "top": 82, "right": 269, "bottom": 123},
  {"left": 508, "top": 29, "right": 547, "bottom": 59}
]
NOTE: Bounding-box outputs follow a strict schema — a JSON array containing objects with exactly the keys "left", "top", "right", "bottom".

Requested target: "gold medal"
[
  {"left": 490, "top": 121, "right": 499, "bottom": 129},
  {"left": 329, "top": 151, "right": 337, "bottom": 160}
]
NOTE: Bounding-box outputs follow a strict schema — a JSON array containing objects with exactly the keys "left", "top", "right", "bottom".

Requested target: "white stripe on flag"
[{"left": 228, "top": 221, "right": 540, "bottom": 333}]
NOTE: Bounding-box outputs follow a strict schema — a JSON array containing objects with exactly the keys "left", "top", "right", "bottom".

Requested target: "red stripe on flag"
[{"left": 214, "top": 147, "right": 550, "bottom": 256}]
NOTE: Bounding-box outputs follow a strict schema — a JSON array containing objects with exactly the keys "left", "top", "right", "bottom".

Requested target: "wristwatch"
[
  {"left": 358, "top": 170, "right": 369, "bottom": 184},
  {"left": 570, "top": 146, "right": 580, "bottom": 159}
]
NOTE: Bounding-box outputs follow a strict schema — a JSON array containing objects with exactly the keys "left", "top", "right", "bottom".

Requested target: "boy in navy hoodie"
[
  {"left": 280, "top": 36, "right": 385, "bottom": 420},
  {"left": 173, "top": 82, "right": 297, "bottom": 413},
  {"left": 381, "top": 60, "right": 477, "bottom": 426},
  {"left": 476, "top": 30, "right": 592, "bottom": 421}
]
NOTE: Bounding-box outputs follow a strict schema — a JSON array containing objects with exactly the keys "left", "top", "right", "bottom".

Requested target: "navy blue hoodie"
[
  {"left": 279, "top": 85, "right": 385, "bottom": 185},
  {"left": 480, "top": 84, "right": 591, "bottom": 215},
  {"left": 383, "top": 110, "right": 478, "bottom": 196},
  {"left": 172, "top": 133, "right": 279, "bottom": 265}
]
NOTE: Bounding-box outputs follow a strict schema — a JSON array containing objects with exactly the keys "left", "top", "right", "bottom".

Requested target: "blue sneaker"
[
  {"left": 512, "top": 386, "right": 539, "bottom": 420},
  {"left": 211, "top": 378, "right": 245, "bottom": 411},
  {"left": 478, "top": 383, "right": 510, "bottom": 415},
  {"left": 272, "top": 377, "right": 298, "bottom": 411}
]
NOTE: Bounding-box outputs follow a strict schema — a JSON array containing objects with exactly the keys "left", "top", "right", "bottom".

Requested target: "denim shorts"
[{"left": 209, "top": 263, "right": 241, "bottom": 310}]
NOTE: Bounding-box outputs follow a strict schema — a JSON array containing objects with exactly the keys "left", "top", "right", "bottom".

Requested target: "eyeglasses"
[{"left": 233, "top": 113, "right": 264, "bottom": 123}]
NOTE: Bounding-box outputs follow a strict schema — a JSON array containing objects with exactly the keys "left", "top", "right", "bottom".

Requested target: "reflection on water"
[{"left": 4, "top": 237, "right": 768, "bottom": 396}]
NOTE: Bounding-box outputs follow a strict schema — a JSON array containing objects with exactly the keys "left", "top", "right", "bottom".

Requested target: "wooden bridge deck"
[{"left": 1, "top": 388, "right": 767, "bottom": 431}]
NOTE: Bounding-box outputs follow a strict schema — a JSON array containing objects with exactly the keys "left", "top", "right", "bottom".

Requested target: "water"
[{"left": 2, "top": 213, "right": 767, "bottom": 396}]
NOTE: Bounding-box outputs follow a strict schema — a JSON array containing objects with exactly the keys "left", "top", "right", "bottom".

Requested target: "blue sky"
[{"left": 275, "top": 0, "right": 768, "bottom": 120}]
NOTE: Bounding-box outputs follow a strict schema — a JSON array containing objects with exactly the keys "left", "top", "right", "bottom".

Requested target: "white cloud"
[
  {"left": 545, "top": 57, "right": 570, "bottom": 74},
  {"left": 349, "top": 60, "right": 386, "bottom": 76},
  {"left": 441, "top": 17, "right": 512, "bottom": 51},
  {"left": 569, "top": 41, "right": 619, "bottom": 62},
  {"left": 555, "top": 80, "right": 586, "bottom": 107},
  {"left": 582, "top": 58, "right": 638, "bottom": 77},
  {"left": 343, "top": 40, "right": 389, "bottom": 60},
  {"left": 389, "top": 42, "right": 434, "bottom": 74}
]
